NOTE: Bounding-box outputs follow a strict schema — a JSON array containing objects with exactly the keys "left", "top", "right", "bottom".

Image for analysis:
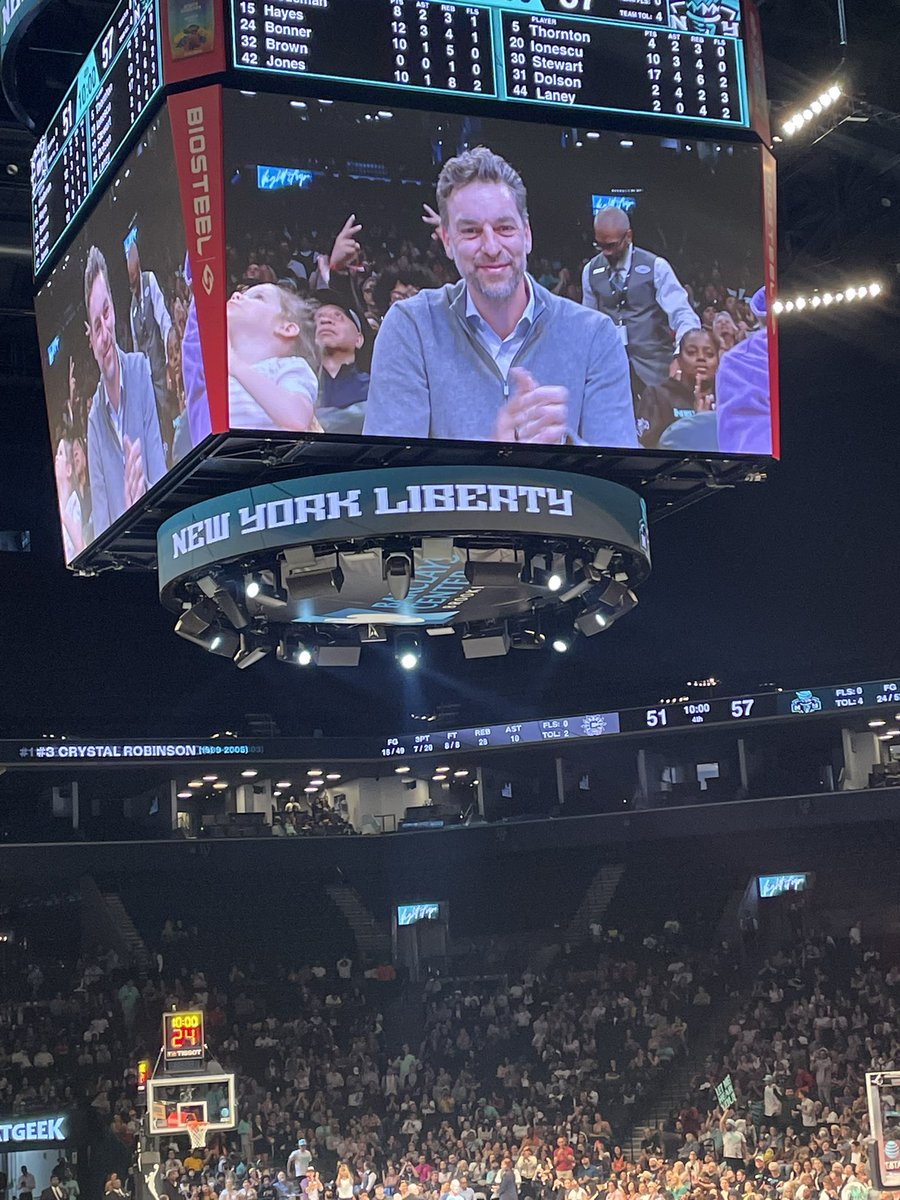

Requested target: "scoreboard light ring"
[{"left": 156, "top": 465, "right": 651, "bottom": 654}]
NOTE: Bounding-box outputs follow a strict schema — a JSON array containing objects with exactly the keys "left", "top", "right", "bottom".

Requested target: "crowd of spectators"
[{"left": 0, "top": 891, "right": 892, "bottom": 1200}]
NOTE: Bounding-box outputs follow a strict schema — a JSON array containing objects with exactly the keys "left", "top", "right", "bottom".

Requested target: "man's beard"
[{"left": 470, "top": 260, "right": 525, "bottom": 302}]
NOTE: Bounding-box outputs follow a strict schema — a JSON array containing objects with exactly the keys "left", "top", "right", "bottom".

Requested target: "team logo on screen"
[
  {"left": 670, "top": 0, "right": 740, "bottom": 37},
  {"left": 789, "top": 690, "right": 823, "bottom": 715}
]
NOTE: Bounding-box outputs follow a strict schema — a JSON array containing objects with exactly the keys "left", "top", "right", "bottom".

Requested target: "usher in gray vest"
[{"left": 584, "top": 246, "right": 673, "bottom": 389}]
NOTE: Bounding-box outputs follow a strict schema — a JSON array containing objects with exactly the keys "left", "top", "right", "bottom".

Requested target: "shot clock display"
[
  {"left": 163, "top": 1010, "right": 205, "bottom": 1065},
  {"left": 231, "top": 0, "right": 750, "bottom": 128}
]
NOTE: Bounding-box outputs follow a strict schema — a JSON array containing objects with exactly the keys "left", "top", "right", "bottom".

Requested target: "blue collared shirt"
[{"left": 465, "top": 280, "right": 536, "bottom": 385}]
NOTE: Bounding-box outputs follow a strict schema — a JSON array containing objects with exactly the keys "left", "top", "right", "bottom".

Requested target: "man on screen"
[
  {"left": 84, "top": 245, "right": 167, "bottom": 537},
  {"left": 582, "top": 206, "right": 699, "bottom": 393},
  {"left": 364, "top": 148, "right": 636, "bottom": 447}
]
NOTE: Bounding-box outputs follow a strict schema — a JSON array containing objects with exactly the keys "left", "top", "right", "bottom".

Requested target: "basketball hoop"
[{"left": 182, "top": 1113, "right": 209, "bottom": 1152}]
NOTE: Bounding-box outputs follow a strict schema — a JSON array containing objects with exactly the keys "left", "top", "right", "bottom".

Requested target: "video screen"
[
  {"left": 758, "top": 872, "right": 808, "bottom": 898},
  {"left": 35, "top": 108, "right": 212, "bottom": 563},
  {"left": 223, "top": 91, "right": 776, "bottom": 457},
  {"left": 397, "top": 902, "right": 441, "bottom": 927}
]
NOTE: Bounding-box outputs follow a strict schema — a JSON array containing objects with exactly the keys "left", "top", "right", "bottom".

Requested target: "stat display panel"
[
  {"left": 31, "top": 0, "right": 162, "bottom": 275},
  {"left": 231, "top": 0, "right": 748, "bottom": 128}
]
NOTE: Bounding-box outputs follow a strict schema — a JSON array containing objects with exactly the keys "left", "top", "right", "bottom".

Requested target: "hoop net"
[{"left": 182, "top": 1114, "right": 210, "bottom": 1151}]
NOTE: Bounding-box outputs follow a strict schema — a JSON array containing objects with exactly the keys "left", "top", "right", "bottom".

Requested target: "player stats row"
[
  {"left": 35, "top": 86, "right": 777, "bottom": 575},
  {"left": 231, "top": 0, "right": 752, "bottom": 130}
]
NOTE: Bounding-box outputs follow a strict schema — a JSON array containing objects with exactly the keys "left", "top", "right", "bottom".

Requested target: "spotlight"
[
  {"left": 281, "top": 550, "right": 344, "bottom": 602},
  {"left": 395, "top": 634, "right": 421, "bottom": 671},
  {"left": 276, "top": 638, "right": 316, "bottom": 666},
  {"left": 464, "top": 558, "right": 522, "bottom": 586},
  {"left": 241, "top": 769, "right": 258, "bottom": 778},
  {"left": 772, "top": 300, "right": 784, "bottom": 314},
  {"left": 528, "top": 553, "right": 565, "bottom": 592},
  {"left": 174, "top": 598, "right": 219, "bottom": 642},
  {"left": 234, "top": 633, "right": 270, "bottom": 670},
  {"left": 552, "top": 637, "right": 570, "bottom": 653},
  {"left": 384, "top": 552, "right": 413, "bottom": 601},
  {"left": 461, "top": 624, "right": 511, "bottom": 659},
  {"left": 316, "top": 640, "right": 360, "bottom": 667},
  {"left": 307, "top": 769, "right": 323, "bottom": 776},
  {"left": 245, "top": 572, "right": 288, "bottom": 611},
  {"left": 197, "top": 574, "right": 249, "bottom": 630},
  {"left": 213, "top": 781, "right": 229, "bottom": 790},
  {"left": 508, "top": 617, "right": 545, "bottom": 650},
  {"left": 395, "top": 765, "right": 411, "bottom": 774},
  {"left": 325, "top": 773, "right": 341, "bottom": 781}
]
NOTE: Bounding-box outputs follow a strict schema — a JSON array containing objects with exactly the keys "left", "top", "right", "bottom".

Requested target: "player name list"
[{"left": 232, "top": 0, "right": 746, "bottom": 124}]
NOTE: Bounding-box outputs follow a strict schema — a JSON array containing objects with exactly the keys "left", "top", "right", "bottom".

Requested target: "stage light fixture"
[
  {"left": 177, "top": 791, "right": 192, "bottom": 799},
  {"left": 528, "top": 552, "right": 566, "bottom": 593},
  {"left": 552, "top": 637, "right": 570, "bottom": 653},
  {"left": 384, "top": 552, "right": 414, "bottom": 601},
  {"left": 174, "top": 597, "right": 219, "bottom": 642},
  {"left": 395, "top": 765, "right": 411, "bottom": 774},
  {"left": 213, "top": 781, "right": 229, "bottom": 790},
  {"left": 241, "top": 769, "right": 258, "bottom": 778},
  {"left": 461, "top": 624, "right": 511, "bottom": 659},
  {"left": 508, "top": 617, "right": 545, "bottom": 650},
  {"left": 395, "top": 634, "right": 421, "bottom": 671},
  {"left": 245, "top": 572, "right": 288, "bottom": 611},
  {"left": 464, "top": 558, "right": 522, "bottom": 587},
  {"left": 316, "top": 642, "right": 361, "bottom": 667},
  {"left": 234, "top": 633, "right": 270, "bottom": 670},
  {"left": 325, "top": 773, "right": 341, "bottom": 781},
  {"left": 188, "top": 780, "right": 203, "bottom": 788},
  {"left": 197, "top": 574, "right": 249, "bottom": 630},
  {"left": 281, "top": 549, "right": 344, "bottom": 602},
  {"left": 202, "top": 775, "right": 218, "bottom": 782}
]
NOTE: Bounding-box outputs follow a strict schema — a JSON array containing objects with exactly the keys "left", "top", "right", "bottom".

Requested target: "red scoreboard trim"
[
  {"left": 743, "top": 0, "right": 771, "bottom": 147},
  {"left": 169, "top": 86, "right": 229, "bottom": 434},
  {"left": 761, "top": 147, "right": 780, "bottom": 460}
]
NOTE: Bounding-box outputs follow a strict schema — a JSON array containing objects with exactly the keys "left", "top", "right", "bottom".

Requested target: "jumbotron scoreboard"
[
  {"left": 233, "top": 0, "right": 747, "bottom": 126},
  {"left": 30, "top": 0, "right": 765, "bottom": 279}
]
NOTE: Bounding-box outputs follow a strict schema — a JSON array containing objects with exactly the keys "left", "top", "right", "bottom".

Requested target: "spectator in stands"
[
  {"left": 581, "top": 207, "right": 699, "bottom": 395},
  {"left": 313, "top": 292, "right": 370, "bottom": 435},
  {"left": 633, "top": 329, "right": 720, "bottom": 449}
]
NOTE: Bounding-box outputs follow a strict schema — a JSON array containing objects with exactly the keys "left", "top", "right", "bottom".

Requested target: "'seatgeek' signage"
[{"left": 0, "top": 1115, "right": 67, "bottom": 1143}]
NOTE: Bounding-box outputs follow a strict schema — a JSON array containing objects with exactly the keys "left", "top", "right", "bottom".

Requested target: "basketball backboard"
[{"left": 146, "top": 1070, "right": 236, "bottom": 1136}]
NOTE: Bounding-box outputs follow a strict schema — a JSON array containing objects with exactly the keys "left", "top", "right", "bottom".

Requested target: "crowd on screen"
[
  {"left": 223, "top": 168, "right": 766, "bottom": 452},
  {"left": 0, "top": 888, "right": 892, "bottom": 1200}
]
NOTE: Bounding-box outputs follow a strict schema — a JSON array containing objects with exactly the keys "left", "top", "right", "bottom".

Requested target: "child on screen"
[{"left": 227, "top": 282, "right": 322, "bottom": 432}]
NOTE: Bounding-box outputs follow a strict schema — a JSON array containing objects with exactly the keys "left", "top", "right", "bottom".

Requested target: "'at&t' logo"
[{"left": 884, "top": 1139, "right": 900, "bottom": 1163}]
